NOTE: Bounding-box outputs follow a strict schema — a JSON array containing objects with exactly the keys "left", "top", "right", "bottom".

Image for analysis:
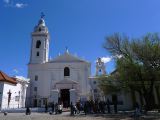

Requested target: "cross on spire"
[{"left": 41, "top": 12, "right": 45, "bottom": 19}]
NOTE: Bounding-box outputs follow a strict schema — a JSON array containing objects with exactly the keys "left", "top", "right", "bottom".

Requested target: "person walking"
[
  {"left": 45, "top": 102, "right": 48, "bottom": 113},
  {"left": 55, "top": 103, "right": 58, "bottom": 114},
  {"left": 26, "top": 107, "right": 31, "bottom": 115}
]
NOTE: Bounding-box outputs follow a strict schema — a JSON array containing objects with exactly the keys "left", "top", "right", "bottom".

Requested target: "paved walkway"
[{"left": 0, "top": 111, "right": 159, "bottom": 120}]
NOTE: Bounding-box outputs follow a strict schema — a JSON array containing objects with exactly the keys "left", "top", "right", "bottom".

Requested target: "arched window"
[
  {"left": 38, "top": 28, "right": 41, "bottom": 32},
  {"left": 64, "top": 67, "right": 70, "bottom": 76},
  {"left": 36, "top": 52, "right": 39, "bottom": 56},
  {"left": 35, "top": 75, "right": 38, "bottom": 81},
  {"left": 36, "top": 40, "right": 41, "bottom": 48}
]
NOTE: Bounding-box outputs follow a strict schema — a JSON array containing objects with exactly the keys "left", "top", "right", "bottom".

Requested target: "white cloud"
[
  {"left": 15, "top": 3, "right": 27, "bottom": 8},
  {"left": 4, "top": 0, "right": 10, "bottom": 4},
  {"left": 95, "top": 54, "right": 122, "bottom": 64},
  {"left": 3, "top": 0, "right": 28, "bottom": 8},
  {"left": 13, "top": 69, "right": 19, "bottom": 74},
  {"left": 3, "top": 0, "right": 13, "bottom": 7},
  {"left": 101, "top": 56, "right": 112, "bottom": 63},
  {"left": 113, "top": 54, "right": 123, "bottom": 59}
]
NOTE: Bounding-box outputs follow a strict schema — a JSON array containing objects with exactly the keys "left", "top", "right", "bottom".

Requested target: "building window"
[
  {"left": 34, "top": 87, "right": 37, "bottom": 92},
  {"left": 36, "top": 40, "right": 41, "bottom": 48},
  {"left": 36, "top": 52, "right": 39, "bottom": 56},
  {"left": 35, "top": 75, "right": 38, "bottom": 81},
  {"left": 43, "top": 99, "right": 46, "bottom": 105},
  {"left": 64, "top": 67, "right": 70, "bottom": 76}
]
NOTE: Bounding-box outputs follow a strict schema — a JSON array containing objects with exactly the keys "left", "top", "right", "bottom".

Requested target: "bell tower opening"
[
  {"left": 36, "top": 40, "right": 41, "bottom": 48},
  {"left": 96, "top": 57, "right": 106, "bottom": 76}
]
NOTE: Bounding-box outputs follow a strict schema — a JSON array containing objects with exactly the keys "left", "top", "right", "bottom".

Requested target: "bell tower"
[
  {"left": 29, "top": 14, "right": 50, "bottom": 64},
  {"left": 96, "top": 57, "right": 106, "bottom": 76}
]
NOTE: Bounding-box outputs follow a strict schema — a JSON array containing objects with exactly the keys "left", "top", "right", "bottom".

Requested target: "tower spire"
[{"left": 41, "top": 12, "right": 45, "bottom": 19}]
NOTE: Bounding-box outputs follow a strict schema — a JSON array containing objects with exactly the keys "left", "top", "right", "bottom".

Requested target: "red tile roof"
[{"left": 0, "top": 71, "right": 17, "bottom": 84}]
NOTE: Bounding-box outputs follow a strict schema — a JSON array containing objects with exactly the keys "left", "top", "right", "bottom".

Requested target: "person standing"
[
  {"left": 84, "top": 102, "right": 87, "bottom": 115},
  {"left": 52, "top": 102, "right": 55, "bottom": 114},
  {"left": 45, "top": 102, "right": 48, "bottom": 113},
  {"left": 106, "top": 99, "right": 111, "bottom": 114},
  {"left": 70, "top": 102, "right": 74, "bottom": 116},
  {"left": 26, "top": 107, "right": 31, "bottom": 115}
]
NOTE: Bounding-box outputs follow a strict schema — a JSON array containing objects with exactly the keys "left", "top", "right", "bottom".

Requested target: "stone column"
[
  {"left": 51, "top": 89, "right": 59, "bottom": 104},
  {"left": 70, "top": 89, "right": 76, "bottom": 105}
]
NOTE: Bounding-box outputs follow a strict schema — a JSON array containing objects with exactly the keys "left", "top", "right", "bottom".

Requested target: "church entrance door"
[{"left": 60, "top": 89, "right": 70, "bottom": 108}]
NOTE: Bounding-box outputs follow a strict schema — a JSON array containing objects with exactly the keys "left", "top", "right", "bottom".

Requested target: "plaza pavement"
[{"left": 0, "top": 111, "right": 159, "bottom": 120}]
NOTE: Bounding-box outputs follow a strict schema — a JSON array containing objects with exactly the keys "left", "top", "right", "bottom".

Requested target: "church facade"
[{"left": 27, "top": 17, "right": 91, "bottom": 107}]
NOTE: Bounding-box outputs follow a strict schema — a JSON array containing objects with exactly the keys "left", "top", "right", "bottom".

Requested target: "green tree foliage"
[
  {"left": 102, "top": 33, "right": 160, "bottom": 110},
  {"left": 98, "top": 75, "right": 121, "bottom": 95}
]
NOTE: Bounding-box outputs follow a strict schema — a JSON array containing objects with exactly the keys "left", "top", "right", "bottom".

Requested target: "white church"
[
  {"left": 26, "top": 16, "right": 91, "bottom": 107},
  {"left": 27, "top": 16, "right": 159, "bottom": 110}
]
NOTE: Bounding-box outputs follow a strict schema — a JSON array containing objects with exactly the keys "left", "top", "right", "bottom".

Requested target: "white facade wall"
[
  {"left": 0, "top": 83, "right": 4, "bottom": 108},
  {"left": 1, "top": 81, "right": 27, "bottom": 109},
  {"left": 30, "top": 35, "right": 49, "bottom": 64},
  {"left": 27, "top": 56, "right": 91, "bottom": 106}
]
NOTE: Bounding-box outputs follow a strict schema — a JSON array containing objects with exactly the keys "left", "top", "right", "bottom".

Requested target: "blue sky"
[{"left": 0, "top": 0, "right": 160, "bottom": 77}]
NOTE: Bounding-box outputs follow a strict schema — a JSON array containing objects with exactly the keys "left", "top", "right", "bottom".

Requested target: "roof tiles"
[{"left": 0, "top": 71, "right": 17, "bottom": 84}]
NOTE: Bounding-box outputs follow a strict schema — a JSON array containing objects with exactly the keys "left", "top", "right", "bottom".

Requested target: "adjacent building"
[
  {"left": 89, "top": 58, "right": 136, "bottom": 110},
  {"left": 0, "top": 71, "right": 29, "bottom": 110}
]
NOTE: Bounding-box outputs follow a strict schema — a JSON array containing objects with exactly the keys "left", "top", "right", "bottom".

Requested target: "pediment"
[
  {"left": 55, "top": 79, "right": 78, "bottom": 84},
  {"left": 49, "top": 52, "right": 89, "bottom": 63}
]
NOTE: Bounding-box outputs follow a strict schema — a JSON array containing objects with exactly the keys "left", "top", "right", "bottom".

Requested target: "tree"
[
  {"left": 102, "top": 33, "right": 160, "bottom": 110},
  {"left": 98, "top": 75, "right": 121, "bottom": 95}
]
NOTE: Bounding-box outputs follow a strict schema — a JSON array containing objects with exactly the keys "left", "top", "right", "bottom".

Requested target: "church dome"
[
  {"left": 33, "top": 17, "right": 48, "bottom": 33},
  {"left": 38, "top": 18, "right": 45, "bottom": 27}
]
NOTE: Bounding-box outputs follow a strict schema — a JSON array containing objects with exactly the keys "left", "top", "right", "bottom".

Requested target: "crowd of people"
[
  {"left": 25, "top": 99, "right": 117, "bottom": 115},
  {"left": 25, "top": 99, "right": 142, "bottom": 118},
  {"left": 70, "top": 99, "right": 114, "bottom": 115}
]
